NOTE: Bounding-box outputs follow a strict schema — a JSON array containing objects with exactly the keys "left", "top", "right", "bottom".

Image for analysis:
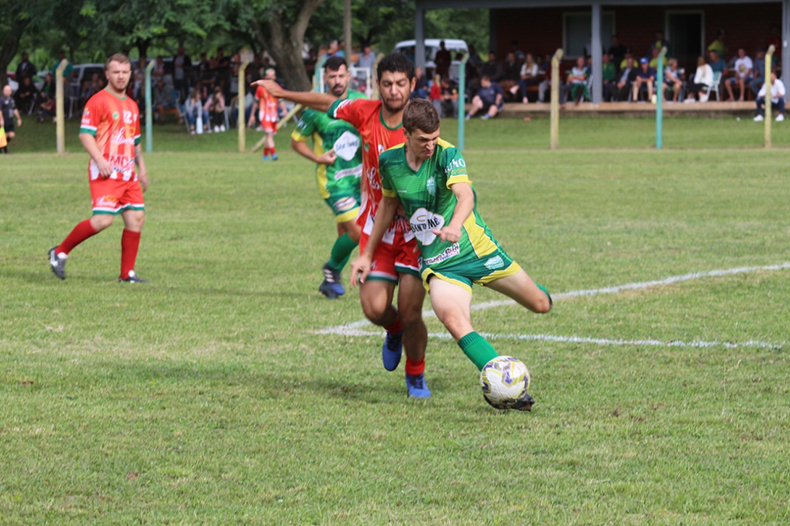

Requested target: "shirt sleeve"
[
  {"left": 380, "top": 157, "right": 397, "bottom": 198},
  {"left": 442, "top": 145, "right": 471, "bottom": 187},
  {"left": 328, "top": 97, "right": 365, "bottom": 129},
  {"left": 79, "top": 97, "right": 102, "bottom": 135},
  {"left": 291, "top": 109, "right": 316, "bottom": 142}
]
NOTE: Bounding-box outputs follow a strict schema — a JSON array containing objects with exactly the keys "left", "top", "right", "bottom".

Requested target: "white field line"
[{"left": 316, "top": 262, "right": 790, "bottom": 349}]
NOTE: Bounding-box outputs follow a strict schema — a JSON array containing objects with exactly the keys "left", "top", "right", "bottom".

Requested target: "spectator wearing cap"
[
  {"left": 632, "top": 57, "right": 655, "bottom": 101},
  {"left": 754, "top": 71, "right": 785, "bottom": 122},
  {"left": 749, "top": 48, "right": 767, "bottom": 97},
  {"left": 725, "top": 48, "right": 753, "bottom": 102}
]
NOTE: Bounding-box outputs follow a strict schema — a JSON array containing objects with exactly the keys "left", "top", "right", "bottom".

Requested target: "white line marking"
[{"left": 317, "top": 262, "right": 790, "bottom": 348}]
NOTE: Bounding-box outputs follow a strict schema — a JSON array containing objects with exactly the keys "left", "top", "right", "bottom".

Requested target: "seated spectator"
[
  {"left": 501, "top": 52, "right": 521, "bottom": 95},
  {"left": 685, "top": 56, "right": 714, "bottom": 102},
  {"left": 754, "top": 71, "right": 785, "bottom": 122},
  {"left": 619, "top": 49, "right": 633, "bottom": 72},
  {"left": 480, "top": 52, "right": 504, "bottom": 83},
  {"left": 412, "top": 66, "right": 429, "bottom": 99},
  {"left": 37, "top": 72, "right": 56, "bottom": 122},
  {"left": 601, "top": 53, "right": 617, "bottom": 101},
  {"left": 662, "top": 58, "right": 684, "bottom": 102},
  {"left": 749, "top": 48, "right": 767, "bottom": 98},
  {"left": 208, "top": 86, "right": 226, "bottom": 132},
  {"left": 14, "top": 76, "right": 39, "bottom": 114},
  {"left": 184, "top": 88, "right": 209, "bottom": 134},
  {"left": 725, "top": 47, "right": 753, "bottom": 102},
  {"left": 466, "top": 75, "right": 504, "bottom": 120},
  {"left": 509, "top": 52, "right": 540, "bottom": 103},
  {"left": 567, "top": 57, "right": 590, "bottom": 104},
  {"left": 429, "top": 74, "right": 442, "bottom": 113},
  {"left": 437, "top": 76, "right": 458, "bottom": 118},
  {"left": 152, "top": 78, "right": 173, "bottom": 124},
  {"left": 632, "top": 58, "right": 655, "bottom": 101},
  {"left": 133, "top": 56, "right": 148, "bottom": 101},
  {"left": 615, "top": 57, "right": 637, "bottom": 101},
  {"left": 538, "top": 59, "right": 564, "bottom": 102},
  {"left": 230, "top": 89, "right": 254, "bottom": 129},
  {"left": 0, "top": 85, "right": 22, "bottom": 151},
  {"left": 90, "top": 72, "right": 105, "bottom": 94},
  {"left": 79, "top": 80, "right": 93, "bottom": 108},
  {"left": 708, "top": 50, "right": 727, "bottom": 76}
]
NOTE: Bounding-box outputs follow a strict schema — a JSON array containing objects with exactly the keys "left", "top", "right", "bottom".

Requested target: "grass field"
[{"left": 2, "top": 119, "right": 789, "bottom": 523}]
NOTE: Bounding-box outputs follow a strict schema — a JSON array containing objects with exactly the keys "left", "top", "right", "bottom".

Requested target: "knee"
[
  {"left": 533, "top": 294, "right": 552, "bottom": 314},
  {"left": 90, "top": 214, "right": 114, "bottom": 231},
  {"left": 397, "top": 303, "right": 423, "bottom": 329},
  {"left": 360, "top": 298, "right": 389, "bottom": 325}
]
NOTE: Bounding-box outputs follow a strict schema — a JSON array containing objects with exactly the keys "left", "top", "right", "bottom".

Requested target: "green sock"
[
  {"left": 327, "top": 233, "right": 358, "bottom": 271},
  {"left": 458, "top": 332, "right": 498, "bottom": 371}
]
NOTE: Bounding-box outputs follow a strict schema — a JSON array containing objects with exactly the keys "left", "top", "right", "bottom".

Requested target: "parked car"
[{"left": 394, "top": 39, "right": 468, "bottom": 70}]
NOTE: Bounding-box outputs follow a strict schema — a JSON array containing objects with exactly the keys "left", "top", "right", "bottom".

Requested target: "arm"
[
  {"left": 251, "top": 79, "right": 336, "bottom": 112},
  {"left": 135, "top": 143, "right": 148, "bottom": 192},
  {"left": 291, "top": 138, "right": 336, "bottom": 165},
  {"left": 349, "top": 195, "right": 399, "bottom": 286},
  {"left": 79, "top": 133, "right": 112, "bottom": 177},
  {"left": 434, "top": 183, "right": 474, "bottom": 243},
  {"left": 14, "top": 108, "right": 21, "bottom": 127}
]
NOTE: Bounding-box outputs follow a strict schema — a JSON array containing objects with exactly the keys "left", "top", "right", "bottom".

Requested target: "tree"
[{"left": 0, "top": 1, "right": 43, "bottom": 87}]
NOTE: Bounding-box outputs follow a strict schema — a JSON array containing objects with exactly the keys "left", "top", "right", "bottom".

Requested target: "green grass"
[{"left": 1, "top": 122, "right": 789, "bottom": 523}]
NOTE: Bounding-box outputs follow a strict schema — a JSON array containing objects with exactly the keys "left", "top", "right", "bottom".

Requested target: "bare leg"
[
  {"left": 429, "top": 278, "right": 473, "bottom": 341},
  {"left": 359, "top": 279, "right": 397, "bottom": 327},
  {"left": 485, "top": 269, "right": 551, "bottom": 313},
  {"left": 396, "top": 274, "right": 427, "bottom": 362}
]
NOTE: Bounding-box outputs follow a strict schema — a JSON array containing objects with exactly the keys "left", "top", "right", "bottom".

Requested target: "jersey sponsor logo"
[
  {"left": 409, "top": 207, "right": 444, "bottom": 245},
  {"left": 111, "top": 129, "right": 136, "bottom": 146},
  {"left": 334, "top": 165, "right": 362, "bottom": 180},
  {"left": 424, "top": 243, "right": 460, "bottom": 265},
  {"left": 83, "top": 108, "right": 90, "bottom": 117},
  {"left": 334, "top": 196, "right": 358, "bottom": 212},
  {"left": 333, "top": 131, "right": 361, "bottom": 161},
  {"left": 444, "top": 157, "right": 466, "bottom": 175},
  {"left": 95, "top": 194, "right": 119, "bottom": 207},
  {"left": 484, "top": 255, "right": 505, "bottom": 270},
  {"left": 365, "top": 167, "right": 381, "bottom": 190}
]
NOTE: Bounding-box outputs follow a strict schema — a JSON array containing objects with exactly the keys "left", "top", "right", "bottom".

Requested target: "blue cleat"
[
  {"left": 405, "top": 373, "right": 431, "bottom": 398},
  {"left": 382, "top": 330, "right": 403, "bottom": 371},
  {"left": 271, "top": 154, "right": 279, "bottom": 161},
  {"left": 321, "top": 263, "right": 345, "bottom": 297},
  {"left": 262, "top": 155, "right": 270, "bottom": 161}
]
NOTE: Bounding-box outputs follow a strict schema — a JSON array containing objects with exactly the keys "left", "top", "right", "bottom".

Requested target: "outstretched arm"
[{"left": 251, "top": 80, "right": 337, "bottom": 113}]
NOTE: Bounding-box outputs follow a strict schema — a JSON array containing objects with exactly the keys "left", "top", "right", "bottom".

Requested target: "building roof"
[{"left": 418, "top": 0, "right": 778, "bottom": 8}]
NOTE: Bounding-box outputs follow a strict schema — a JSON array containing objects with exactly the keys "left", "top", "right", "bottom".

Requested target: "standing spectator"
[
  {"left": 434, "top": 40, "right": 452, "bottom": 79},
  {"left": 708, "top": 50, "right": 727, "bottom": 76},
  {"left": 15, "top": 52, "right": 37, "bottom": 81},
  {"left": 0, "top": 85, "right": 22, "bottom": 152},
  {"left": 685, "top": 56, "right": 713, "bottom": 102},
  {"left": 754, "top": 71, "right": 785, "bottom": 122},
  {"left": 749, "top": 48, "right": 766, "bottom": 98},
  {"left": 608, "top": 35, "right": 628, "bottom": 70},
  {"left": 480, "top": 52, "right": 504, "bottom": 83},
  {"left": 412, "top": 66, "right": 429, "bottom": 99},
  {"left": 79, "top": 79, "right": 93, "bottom": 108},
  {"left": 38, "top": 72, "right": 56, "bottom": 122},
  {"left": 650, "top": 30, "right": 671, "bottom": 55},
  {"left": 172, "top": 45, "right": 192, "bottom": 103},
  {"left": 184, "top": 88, "right": 208, "bottom": 134},
  {"left": 632, "top": 58, "right": 655, "bottom": 101},
  {"left": 663, "top": 58, "right": 684, "bottom": 102},
  {"left": 465, "top": 75, "right": 504, "bottom": 120},
  {"left": 14, "top": 76, "right": 39, "bottom": 114},
  {"left": 707, "top": 30, "right": 726, "bottom": 58},
  {"left": 725, "top": 48, "right": 753, "bottom": 101},
  {"left": 228, "top": 53, "right": 240, "bottom": 101},
  {"left": 326, "top": 40, "right": 344, "bottom": 59},
  {"left": 567, "top": 57, "right": 590, "bottom": 104},
  {"left": 357, "top": 43, "right": 376, "bottom": 77},
  {"left": 601, "top": 53, "right": 617, "bottom": 101},
  {"left": 539, "top": 57, "right": 564, "bottom": 102},
  {"left": 615, "top": 57, "right": 637, "bottom": 101},
  {"left": 510, "top": 52, "right": 540, "bottom": 103},
  {"left": 50, "top": 51, "right": 74, "bottom": 82},
  {"left": 133, "top": 56, "right": 148, "bottom": 102}
]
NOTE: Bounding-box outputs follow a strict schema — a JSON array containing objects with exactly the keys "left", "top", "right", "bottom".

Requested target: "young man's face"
[
  {"left": 106, "top": 60, "right": 132, "bottom": 92},
  {"left": 406, "top": 126, "right": 441, "bottom": 162},
  {"left": 325, "top": 65, "right": 349, "bottom": 97},
  {"left": 378, "top": 70, "right": 414, "bottom": 113}
]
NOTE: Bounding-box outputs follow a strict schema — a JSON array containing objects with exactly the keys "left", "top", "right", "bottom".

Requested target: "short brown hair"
[
  {"left": 105, "top": 53, "right": 131, "bottom": 70},
  {"left": 403, "top": 99, "right": 440, "bottom": 134}
]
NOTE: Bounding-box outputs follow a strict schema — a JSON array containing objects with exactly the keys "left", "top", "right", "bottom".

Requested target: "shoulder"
[{"left": 380, "top": 143, "right": 405, "bottom": 164}]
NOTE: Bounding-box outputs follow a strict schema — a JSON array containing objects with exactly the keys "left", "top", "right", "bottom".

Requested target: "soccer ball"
[{"left": 480, "top": 356, "right": 530, "bottom": 409}]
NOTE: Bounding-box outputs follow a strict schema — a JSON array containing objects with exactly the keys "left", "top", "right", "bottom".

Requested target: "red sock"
[
  {"left": 264, "top": 147, "right": 272, "bottom": 156},
  {"left": 57, "top": 219, "right": 98, "bottom": 255},
  {"left": 270, "top": 147, "right": 276, "bottom": 156},
  {"left": 405, "top": 356, "right": 425, "bottom": 376},
  {"left": 384, "top": 317, "right": 402, "bottom": 335},
  {"left": 120, "top": 229, "right": 141, "bottom": 279}
]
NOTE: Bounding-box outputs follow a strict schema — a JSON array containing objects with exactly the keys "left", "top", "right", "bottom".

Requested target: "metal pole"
[
  {"left": 415, "top": 8, "right": 426, "bottom": 71},
  {"left": 550, "top": 49, "right": 563, "bottom": 150},
  {"left": 591, "top": 1, "right": 602, "bottom": 104},
  {"left": 782, "top": 0, "right": 789, "bottom": 92},
  {"left": 458, "top": 53, "right": 469, "bottom": 151},
  {"left": 344, "top": 0, "right": 352, "bottom": 64},
  {"left": 766, "top": 45, "right": 775, "bottom": 148},
  {"left": 238, "top": 61, "right": 249, "bottom": 153},
  {"left": 55, "top": 59, "right": 67, "bottom": 154},
  {"left": 656, "top": 46, "right": 667, "bottom": 149},
  {"left": 145, "top": 60, "right": 155, "bottom": 153}
]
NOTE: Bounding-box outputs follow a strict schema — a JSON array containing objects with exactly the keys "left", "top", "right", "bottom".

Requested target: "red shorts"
[
  {"left": 90, "top": 177, "right": 145, "bottom": 215},
  {"left": 359, "top": 231, "right": 421, "bottom": 283}
]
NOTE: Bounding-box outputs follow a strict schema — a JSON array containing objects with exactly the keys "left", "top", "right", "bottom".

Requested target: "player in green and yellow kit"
[
  {"left": 291, "top": 56, "right": 366, "bottom": 298},
  {"left": 351, "top": 98, "right": 552, "bottom": 410}
]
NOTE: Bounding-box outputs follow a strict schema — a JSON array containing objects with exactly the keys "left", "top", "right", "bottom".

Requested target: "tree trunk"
[{"left": 0, "top": 20, "right": 29, "bottom": 88}]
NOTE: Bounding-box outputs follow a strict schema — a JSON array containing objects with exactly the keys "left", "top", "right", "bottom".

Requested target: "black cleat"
[
  {"left": 318, "top": 279, "right": 339, "bottom": 299},
  {"left": 48, "top": 247, "right": 67, "bottom": 280},
  {"left": 119, "top": 270, "right": 147, "bottom": 283},
  {"left": 321, "top": 263, "right": 345, "bottom": 297}
]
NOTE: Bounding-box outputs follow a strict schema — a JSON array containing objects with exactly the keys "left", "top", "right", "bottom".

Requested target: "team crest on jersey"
[
  {"left": 484, "top": 256, "right": 504, "bottom": 270},
  {"left": 112, "top": 111, "right": 120, "bottom": 120},
  {"left": 426, "top": 176, "right": 436, "bottom": 197},
  {"left": 83, "top": 109, "right": 90, "bottom": 117}
]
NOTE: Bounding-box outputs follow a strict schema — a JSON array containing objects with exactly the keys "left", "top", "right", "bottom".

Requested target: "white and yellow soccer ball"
[{"left": 480, "top": 356, "right": 530, "bottom": 409}]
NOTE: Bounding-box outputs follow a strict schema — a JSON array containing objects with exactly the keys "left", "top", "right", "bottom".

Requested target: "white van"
[{"left": 393, "top": 39, "right": 468, "bottom": 72}]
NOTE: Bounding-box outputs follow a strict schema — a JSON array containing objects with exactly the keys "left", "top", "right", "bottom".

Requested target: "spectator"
[
  {"left": 754, "top": 71, "right": 785, "bottom": 122},
  {"left": 151, "top": 55, "right": 166, "bottom": 82},
  {"left": 326, "top": 40, "right": 344, "bottom": 59},
  {"left": 216, "top": 47, "right": 231, "bottom": 94},
  {"left": 438, "top": 76, "right": 458, "bottom": 118},
  {"left": 152, "top": 78, "right": 172, "bottom": 124},
  {"left": 90, "top": 72, "right": 104, "bottom": 94},
  {"left": 632, "top": 58, "right": 655, "bottom": 101},
  {"left": 208, "top": 86, "right": 226, "bottom": 132},
  {"left": 15, "top": 52, "right": 37, "bottom": 81},
  {"left": 725, "top": 47, "right": 753, "bottom": 102},
  {"left": 510, "top": 52, "right": 540, "bottom": 103},
  {"left": 434, "top": 40, "right": 452, "bottom": 79},
  {"left": 601, "top": 53, "right": 617, "bottom": 101},
  {"left": 412, "top": 66, "right": 429, "bottom": 99},
  {"left": 480, "top": 52, "right": 504, "bottom": 83},
  {"left": 14, "top": 76, "right": 39, "bottom": 114},
  {"left": 766, "top": 25, "right": 782, "bottom": 60},
  {"left": 707, "top": 29, "right": 726, "bottom": 58},
  {"left": 708, "top": 50, "right": 727, "bottom": 76},
  {"left": 749, "top": 48, "right": 767, "bottom": 98},
  {"left": 539, "top": 58, "right": 564, "bottom": 102},
  {"left": 502, "top": 52, "right": 521, "bottom": 95},
  {"left": 465, "top": 44, "right": 483, "bottom": 93},
  {"left": 79, "top": 79, "right": 93, "bottom": 108},
  {"left": 133, "top": 56, "right": 148, "bottom": 101},
  {"left": 615, "top": 57, "right": 637, "bottom": 101},
  {"left": 429, "top": 74, "right": 442, "bottom": 114},
  {"left": 567, "top": 56, "right": 590, "bottom": 104},
  {"left": 184, "top": 88, "right": 208, "bottom": 134},
  {"left": 0, "top": 85, "right": 22, "bottom": 151},
  {"left": 619, "top": 49, "right": 634, "bottom": 71},
  {"left": 509, "top": 40, "right": 525, "bottom": 64},
  {"left": 648, "top": 47, "right": 661, "bottom": 69},
  {"left": 173, "top": 45, "right": 192, "bottom": 103},
  {"left": 663, "top": 58, "right": 684, "bottom": 102},
  {"left": 50, "top": 52, "right": 74, "bottom": 82},
  {"left": 650, "top": 30, "right": 671, "bottom": 55},
  {"left": 230, "top": 87, "right": 254, "bottom": 128},
  {"left": 608, "top": 35, "right": 628, "bottom": 70},
  {"left": 685, "top": 56, "right": 714, "bottom": 102},
  {"left": 466, "top": 75, "right": 504, "bottom": 120},
  {"left": 357, "top": 43, "right": 376, "bottom": 74},
  {"left": 198, "top": 52, "right": 214, "bottom": 98}
]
